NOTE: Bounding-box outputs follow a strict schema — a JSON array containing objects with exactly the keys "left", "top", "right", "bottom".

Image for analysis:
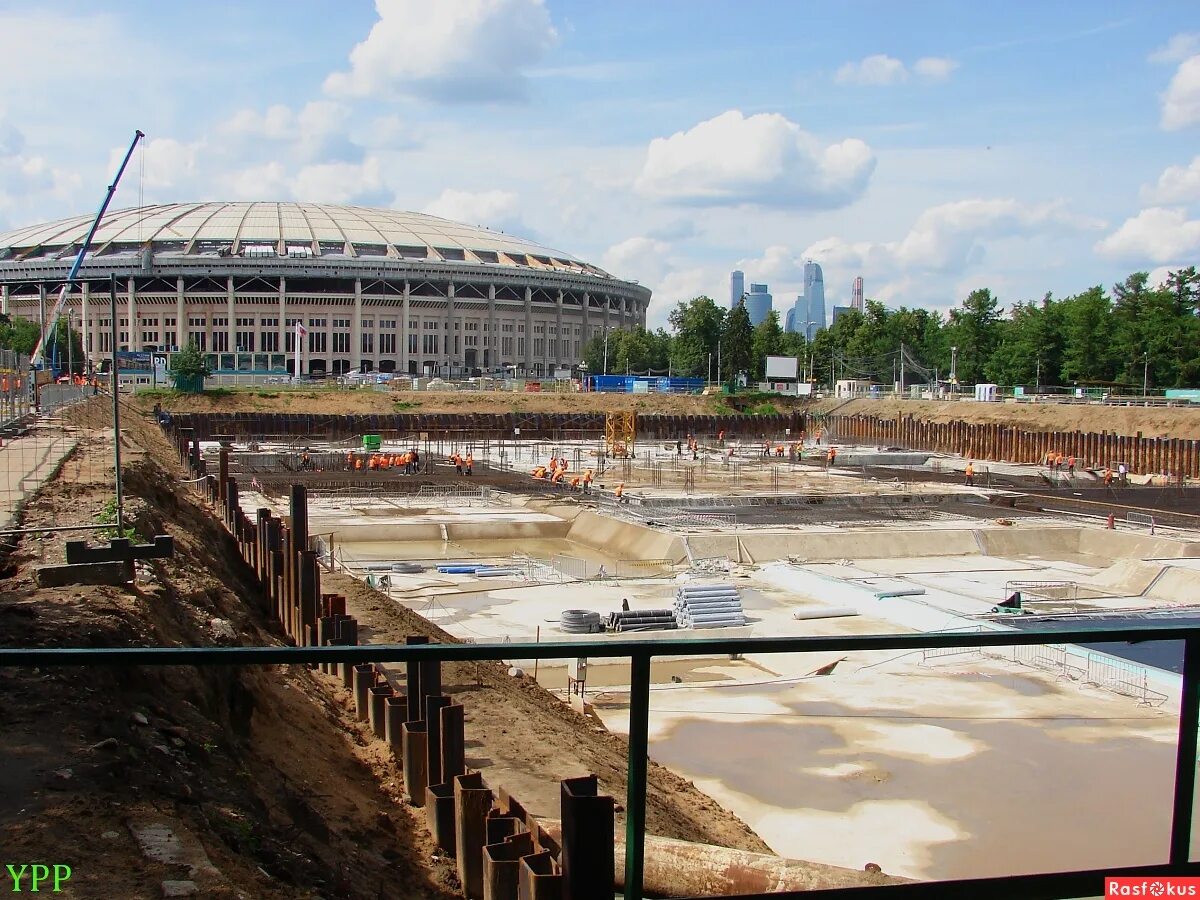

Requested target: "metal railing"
[{"left": 3, "top": 623, "right": 1199, "bottom": 899}]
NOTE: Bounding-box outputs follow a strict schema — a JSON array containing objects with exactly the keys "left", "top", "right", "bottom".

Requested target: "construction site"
[{"left": 4, "top": 388, "right": 1200, "bottom": 898}]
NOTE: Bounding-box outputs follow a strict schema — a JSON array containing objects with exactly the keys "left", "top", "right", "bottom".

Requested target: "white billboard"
[{"left": 765, "top": 355, "right": 798, "bottom": 380}]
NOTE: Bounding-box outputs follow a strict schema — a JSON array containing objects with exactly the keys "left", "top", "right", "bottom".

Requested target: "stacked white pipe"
[{"left": 674, "top": 584, "right": 746, "bottom": 628}]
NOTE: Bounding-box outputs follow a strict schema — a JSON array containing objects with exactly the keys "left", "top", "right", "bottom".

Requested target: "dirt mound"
[
  {"left": 817, "top": 397, "right": 1200, "bottom": 439},
  {"left": 1, "top": 404, "right": 455, "bottom": 899}
]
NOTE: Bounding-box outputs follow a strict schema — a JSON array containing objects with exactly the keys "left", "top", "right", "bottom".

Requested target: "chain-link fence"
[{"left": 0, "top": 356, "right": 107, "bottom": 536}]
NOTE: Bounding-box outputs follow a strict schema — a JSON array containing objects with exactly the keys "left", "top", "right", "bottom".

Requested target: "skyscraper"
[
  {"left": 803, "top": 261, "right": 826, "bottom": 333},
  {"left": 852, "top": 276, "right": 864, "bottom": 311},
  {"left": 785, "top": 295, "right": 805, "bottom": 335},
  {"left": 730, "top": 270, "right": 745, "bottom": 309},
  {"left": 743, "top": 283, "right": 772, "bottom": 326}
]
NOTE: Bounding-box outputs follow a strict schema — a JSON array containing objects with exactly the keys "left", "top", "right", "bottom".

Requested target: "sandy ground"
[{"left": 822, "top": 397, "right": 1200, "bottom": 439}]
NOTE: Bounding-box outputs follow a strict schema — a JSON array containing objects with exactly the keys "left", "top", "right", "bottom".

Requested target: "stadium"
[{"left": 0, "top": 202, "right": 651, "bottom": 377}]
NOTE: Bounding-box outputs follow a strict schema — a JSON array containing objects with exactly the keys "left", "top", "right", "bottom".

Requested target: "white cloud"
[
  {"left": 292, "top": 157, "right": 384, "bottom": 204},
  {"left": 1148, "top": 266, "right": 1176, "bottom": 287},
  {"left": 601, "top": 236, "right": 671, "bottom": 284},
  {"left": 635, "top": 110, "right": 875, "bottom": 209},
  {"left": 221, "top": 162, "right": 290, "bottom": 201},
  {"left": 1150, "top": 33, "right": 1200, "bottom": 64},
  {"left": 913, "top": 57, "right": 959, "bottom": 80},
  {"left": 1141, "top": 156, "right": 1200, "bottom": 204},
  {"left": 0, "top": 116, "right": 81, "bottom": 229},
  {"left": 835, "top": 54, "right": 908, "bottom": 86},
  {"left": 1162, "top": 55, "right": 1200, "bottom": 130},
  {"left": 835, "top": 55, "right": 958, "bottom": 86},
  {"left": 1095, "top": 207, "right": 1200, "bottom": 263},
  {"left": 421, "top": 188, "right": 528, "bottom": 234},
  {"left": 324, "top": 0, "right": 558, "bottom": 102}
]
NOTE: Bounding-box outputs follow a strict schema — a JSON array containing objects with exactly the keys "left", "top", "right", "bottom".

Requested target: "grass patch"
[
  {"left": 393, "top": 400, "right": 418, "bottom": 411},
  {"left": 97, "top": 497, "right": 138, "bottom": 541}
]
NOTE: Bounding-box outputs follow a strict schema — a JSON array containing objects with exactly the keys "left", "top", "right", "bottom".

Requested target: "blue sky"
[{"left": 1, "top": 1, "right": 1198, "bottom": 328}]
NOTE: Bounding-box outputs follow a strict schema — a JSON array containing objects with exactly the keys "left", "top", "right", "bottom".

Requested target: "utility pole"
[
  {"left": 109, "top": 273, "right": 124, "bottom": 536},
  {"left": 717, "top": 340, "right": 722, "bottom": 385},
  {"left": 603, "top": 327, "right": 609, "bottom": 375},
  {"left": 1144, "top": 353, "right": 1150, "bottom": 397},
  {"left": 899, "top": 342, "right": 905, "bottom": 399},
  {"left": 707, "top": 351, "right": 712, "bottom": 384},
  {"left": 830, "top": 346, "right": 835, "bottom": 390},
  {"left": 1035, "top": 357, "right": 1041, "bottom": 394}
]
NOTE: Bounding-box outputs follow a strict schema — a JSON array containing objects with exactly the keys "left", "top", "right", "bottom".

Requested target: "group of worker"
[
  {"left": 448, "top": 451, "right": 474, "bottom": 476},
  {"left": 1046, "top": 453, "right": 1077, "bottom": 476},
  {"left": 343, "top": 449, "right": 422, "bottom": 473},
  {"left": 530, "top": 455, "right": 595, "bottom": 492},
  {"left": 676, "top": 435, "right": 701, "bottom": 460}
]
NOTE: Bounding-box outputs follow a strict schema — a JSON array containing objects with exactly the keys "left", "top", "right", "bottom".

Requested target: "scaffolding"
[{"left": 605, "top": 411, "right": 636, "bottom": 458}]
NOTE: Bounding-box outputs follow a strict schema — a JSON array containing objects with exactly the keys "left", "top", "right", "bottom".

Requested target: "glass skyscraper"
[
  {"left": 730, "top": 270, "right": 745, "bottom": 309},
  {"left": 744, "top": 283, "right": 772, "bottom": 326},
  {"left": 803, "top": 261, "right": 826, "bottom": 333}
]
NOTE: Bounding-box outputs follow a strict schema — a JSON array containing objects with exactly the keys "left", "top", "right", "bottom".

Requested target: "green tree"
[
  {"left": 944, "top": 288, "right": 1000, "bottom": 384},
  {"left": 0, "top": 315, "right": 43, "bottom": 355},
  {"left": 750, "top": 310, "right": 784, "bottom": 380},
  {"left": 721, "top": 300, "right": 754, "bottom": 382},
  {"left": 1060, "top": 286, "right": 1113, "bottom": 384},
  {"left": 668, "top": 296, "right": 725, "bottom": 377},
  {"left": 170, "top": 341, "right": 211, "bottom": 391}
]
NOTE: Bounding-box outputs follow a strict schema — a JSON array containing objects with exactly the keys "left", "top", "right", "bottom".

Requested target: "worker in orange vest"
[
  {"left": 1104, "top": 467, "right": 1114, "bottom": 487},
  {"left": 465, "top": 453, "right": 474, "bottom": 476},
  {"left": 1067, "top": 456, "right": 1075, "bottom": 475},
  {"left": 827, "top": 446, "right": 837, "bottom": 467},
  {"left": 354, "top": 458, "right": 363, "bottom": 471},
  {"left": 964, "top": 461, "right": 975, "bottom": 486},
  {"left": 532, "top": 465, "right": 547, "bottom": 478},
  {"left": 570, "top": 474, "right": 581, "bottom": 490},
  {"left": 379, "top": 454, "right": 390, "bottom": 470},
  {"left": 582, "top": 468, "right": 593, "bottom": 492},
  {"left": 615, "top": 482, "right": 626, "bottom": 502}
]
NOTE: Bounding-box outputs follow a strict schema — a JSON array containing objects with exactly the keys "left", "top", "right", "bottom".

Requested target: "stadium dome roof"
[{"left": 0, "top": 202, "right": 612, "bottom": 277}]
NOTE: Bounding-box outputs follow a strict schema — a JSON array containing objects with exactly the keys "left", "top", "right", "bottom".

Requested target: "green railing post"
[
  {"left": 624, "top": 652, "right": 651, "bottom": 900},
  {"left": 1171, "top": 635, "right": 1200, "bottom": 864}
]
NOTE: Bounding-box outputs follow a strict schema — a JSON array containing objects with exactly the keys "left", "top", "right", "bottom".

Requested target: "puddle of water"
[{"left": 649, "top": 699, "right": 1175, "bottom": 880}]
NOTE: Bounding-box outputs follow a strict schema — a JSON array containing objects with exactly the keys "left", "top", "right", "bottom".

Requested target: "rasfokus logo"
[{"left": 1106, "top": 878, "right": 1200, "bottom": 896}]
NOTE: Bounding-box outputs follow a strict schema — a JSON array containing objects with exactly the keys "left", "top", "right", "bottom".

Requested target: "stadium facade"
[{"left": 0, "top": 202, "right": 651, "bottom": 377}]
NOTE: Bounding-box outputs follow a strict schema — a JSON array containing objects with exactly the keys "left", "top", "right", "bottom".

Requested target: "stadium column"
[
  {"left": 582, "top": 292, "right": 590, "bottom": 345},
  {"left": 126, "top": 276, "right": 136, "bottom": 352},
  {"left": 353, "top": 278, "right": 363, "bottom": 373},
  {"left": 226, "top": 276, "right": 236, "bottom": 363},
  {"left": 487, "top": 283, "right": 496, "bottom": 370},
  {"left": 524, "top": 286, "right": 534, "bottom": 374},
  {"left": 556, "top": 290, "right": 565, "bottom": 370},
  {"left": 619, "top": 296, "right": 628, "bottom": 329},
  {"left": 175, "top": 277, "right": 185, "bottom": 351},
  {"left": 401, "top": 281, "right": 410, "bottom": 374},
  {"left": 446, "top": 278, "right": 453, "bottom": 369},
  {"left": 278, "top": 277, "right": 286, "bottom": 367},
  {"left": 602, "top": 293, "right": 611, "bottom": 340},
  {"left": 80, "top": 282, "right": 89, "bottom": 366},
  {"left": 1, "top": 284, "right": 7, "bottom": 316}
]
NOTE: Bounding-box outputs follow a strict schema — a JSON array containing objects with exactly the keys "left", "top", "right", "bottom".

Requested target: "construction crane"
[{"left": 30, "top": 129, "right": 144, "bottom": 370}]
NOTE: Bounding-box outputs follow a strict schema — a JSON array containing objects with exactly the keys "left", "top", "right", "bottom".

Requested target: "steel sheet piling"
[
  {"left": 456, "top": 771, "right": 495, "bottom": 900},
  {"left": 402, "top": 721, "right": 428, "bottom": 806}
]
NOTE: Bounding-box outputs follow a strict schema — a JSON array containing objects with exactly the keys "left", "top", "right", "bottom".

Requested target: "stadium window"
[
  {"left": 408, "top": 334, "right": 418, "bottom": 353},
  {"left": 189, "top": 333, "right": 207, "bottom": 351},
  {"left": 236, "top": 332, "right": 255, "bottom": 352},
  {"left": 380, "top": 333, "right": 396, "bottom": 354},
  {"left": 361, "top": 333, "right": 374, "bottom": 354},
  {"left": 212, "top": 332, "right": 229, "bottom": 352},
  {"left": 261, "top": 332, "right": 279, "bottom": 352},
  {"left": 309, "top": 332, "right": 327, "bottom": 353},
  {"left": 380, "top": 319, "right": 396, "bottom": 329}
]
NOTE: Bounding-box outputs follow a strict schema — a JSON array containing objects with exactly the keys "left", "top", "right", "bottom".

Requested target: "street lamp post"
[
  {"left": 1144, "top": 353, "right": 1150, "bottom": 398},
  {"left": 603, "top": 327, "right": 609, "bottom": 376}
]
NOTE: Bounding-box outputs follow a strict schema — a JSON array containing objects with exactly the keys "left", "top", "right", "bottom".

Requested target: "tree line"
[{"left": 580, "top": 267, "right": 1200, "bottom": 390}]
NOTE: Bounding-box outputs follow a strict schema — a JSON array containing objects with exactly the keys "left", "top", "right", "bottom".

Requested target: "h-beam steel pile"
[
  {"left": 818, "top": 411, "right": 1200, "bottom": 478},
  {"left": 168, "top": 409, "right": 807, "bottom": 443}
]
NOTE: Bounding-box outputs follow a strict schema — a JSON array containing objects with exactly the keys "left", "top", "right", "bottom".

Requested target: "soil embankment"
[{"left": 816, "top": 397, "right": 1200, "bottom": 440}]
